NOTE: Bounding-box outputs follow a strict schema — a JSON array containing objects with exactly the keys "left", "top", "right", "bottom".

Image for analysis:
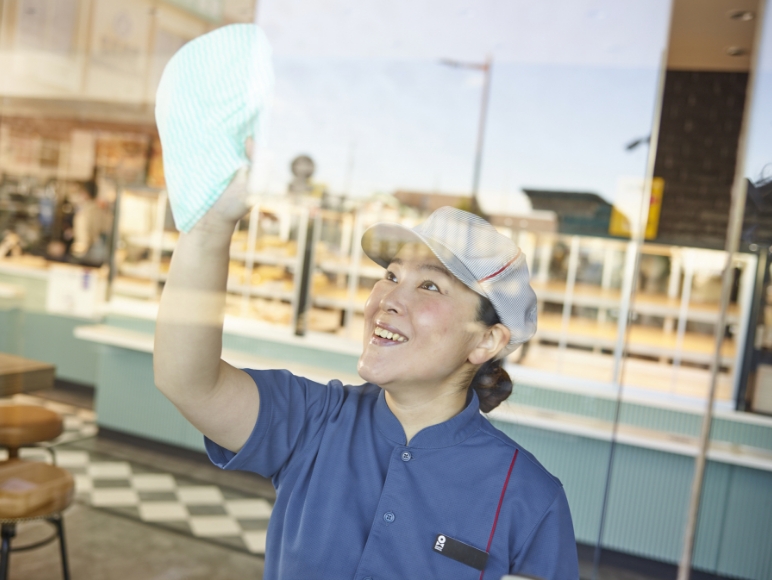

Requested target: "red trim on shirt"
[
  {"left": 478, "top": 254, "right": 518, "bottom": 282},
  {"left": 479, "top": 448, "right": 519, "bottom": 580}
]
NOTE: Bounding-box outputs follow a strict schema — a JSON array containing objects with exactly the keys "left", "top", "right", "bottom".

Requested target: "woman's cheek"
[{"left": 415, "top": 300, "right": 455, "bottom": 340}]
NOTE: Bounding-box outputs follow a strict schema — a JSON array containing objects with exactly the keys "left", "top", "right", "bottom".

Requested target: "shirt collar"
[{"left": 373, "top": 387, "right": 484, "bottom": 449}]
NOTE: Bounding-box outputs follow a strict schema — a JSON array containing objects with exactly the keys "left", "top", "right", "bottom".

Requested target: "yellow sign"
[{"left": 609, "top": 177, "right": 664, "bottom": 240}]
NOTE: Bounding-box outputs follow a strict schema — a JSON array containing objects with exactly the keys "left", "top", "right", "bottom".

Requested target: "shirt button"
[
  {"left": 383, "top": 511, "right": 395, "bottom": 523},
  {"left": 363, "top": 577, "right": 373, "bottom": 580},
  {"left": 401, "top": 451, "right": 412, "bottom": 462}
]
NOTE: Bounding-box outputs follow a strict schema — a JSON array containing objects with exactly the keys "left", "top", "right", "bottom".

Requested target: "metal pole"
[
  {"left": 471, "top": 55, "right": 493, "bottom": 213},
  {"left": 590, "top": 45, "right": 670, "bottom": 580},
  {"left": 676, "top": 2, "right": 767, "bottom": 577}
]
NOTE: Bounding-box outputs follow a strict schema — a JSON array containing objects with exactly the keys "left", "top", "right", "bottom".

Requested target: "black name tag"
[{"left": 432, "top": 534, "right": 489, "bottom": 571}]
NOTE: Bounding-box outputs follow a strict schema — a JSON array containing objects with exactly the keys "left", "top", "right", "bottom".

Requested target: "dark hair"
[{"left": 469, "top": 296, "right": 513, "bottom": 413}]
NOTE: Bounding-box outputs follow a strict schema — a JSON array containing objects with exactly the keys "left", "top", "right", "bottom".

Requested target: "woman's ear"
[{"left": 469, "top": 323, "right": 511, "bottom": 365}]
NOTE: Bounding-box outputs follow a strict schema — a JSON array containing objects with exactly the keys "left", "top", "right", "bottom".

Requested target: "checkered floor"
[{"left": 1, "top": 395, "right": 273, "bottom": 555}]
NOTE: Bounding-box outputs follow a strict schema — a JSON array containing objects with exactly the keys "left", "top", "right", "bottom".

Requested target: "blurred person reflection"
[{"left": 69, "top": 180, "right": 110, "bottom": 266}]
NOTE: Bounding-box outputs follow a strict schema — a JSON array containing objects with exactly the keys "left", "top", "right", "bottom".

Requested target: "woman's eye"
[
  {"left": 385, "top": 271, "right": 397, "bottom": 282},
  {"left": 420, "top": 280, "right": 439, "bottom": 292}
]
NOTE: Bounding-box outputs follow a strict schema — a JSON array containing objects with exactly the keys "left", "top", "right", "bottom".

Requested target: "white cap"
[{"left": 362, "top": 207, "right": 537, "bottom": 357}]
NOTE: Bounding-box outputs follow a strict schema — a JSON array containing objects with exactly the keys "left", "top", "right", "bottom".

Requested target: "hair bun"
[{"left": 471, "top": 359, "right": 513, "bottom": 413}]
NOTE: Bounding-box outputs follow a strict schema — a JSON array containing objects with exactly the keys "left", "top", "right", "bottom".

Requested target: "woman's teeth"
[{"left": 374, "top": 326, "right": 407, "bottom": 342}]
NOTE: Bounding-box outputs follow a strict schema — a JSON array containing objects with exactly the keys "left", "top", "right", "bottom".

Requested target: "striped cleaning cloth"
[{"left": 155, "top": 24, "right": 274, "bottom": 233}]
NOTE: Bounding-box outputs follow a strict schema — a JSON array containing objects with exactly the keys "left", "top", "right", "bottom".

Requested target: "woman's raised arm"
[{"left": 153, "top": 165, "right": 259, "bottom": 453}]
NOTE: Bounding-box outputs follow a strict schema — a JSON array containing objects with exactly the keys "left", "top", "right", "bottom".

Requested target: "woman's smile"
[{"left": 371, "top": 322, "right": 409, "bottom": 344}]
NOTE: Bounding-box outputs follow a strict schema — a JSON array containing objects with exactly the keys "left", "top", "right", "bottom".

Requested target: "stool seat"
[
  {"left": 0, "top": 460, "right": 74, "bottom": 521},
  {"left": 0, "top": 406, "right": 63, "bottom": 456},
  {"left": 0, "top": 460, "right": 73, "bottom": 580}
]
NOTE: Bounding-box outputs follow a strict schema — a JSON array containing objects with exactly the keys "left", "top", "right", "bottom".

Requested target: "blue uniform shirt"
[{"left": 206, "top": 369, "right": 579, "bottom": 580}]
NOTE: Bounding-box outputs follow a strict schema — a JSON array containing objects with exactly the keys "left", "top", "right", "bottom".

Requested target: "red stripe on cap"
[
  {"left": 478, "top": 254, "right": 518, "bottom": 283},
  {"left": 479, "top": 448, "right": 519, "bottom": 580}
]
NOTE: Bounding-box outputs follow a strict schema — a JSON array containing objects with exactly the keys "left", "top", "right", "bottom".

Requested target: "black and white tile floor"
[{"left": 1, "top": 394, "right": 273, "bottom": 556}]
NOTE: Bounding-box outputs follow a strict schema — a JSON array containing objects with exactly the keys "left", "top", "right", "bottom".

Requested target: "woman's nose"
[{"left": 379, "top": 283, "right": 405, "bottom": 314}]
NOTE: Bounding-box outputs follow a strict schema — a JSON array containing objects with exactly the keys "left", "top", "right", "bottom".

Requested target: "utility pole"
[{"left": 440, "top": 55, "right": 493, "bottom": 216}]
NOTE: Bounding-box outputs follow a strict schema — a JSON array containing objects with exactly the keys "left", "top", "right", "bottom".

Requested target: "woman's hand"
[{"left": 192, "top": 139, "right": 256, "bottom": 235}]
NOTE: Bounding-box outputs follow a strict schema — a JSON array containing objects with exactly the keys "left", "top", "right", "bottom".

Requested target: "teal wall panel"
[
  {"left": 692, "top": 462, "right": 732, "bottom": 574},
  {"left": 510, "top": 383, "right": 617, "bottom": 422},
  {"left": 710, "top": 420, "right": 772, "bottom": 452},
  {"left": 510, "top": 382, "right": 772, "bottom": 451},
  {"left": 21, "top": 311, "right": 98, "bottom": 385},
  {"left": 491, "top": 419, "right": 772, "bottom": 580},
  {"left": 95, "top": 346, "right": 205, "bottom": 452},
  {"left": 492, "top": 420, "right": 610, "bottom": 544},
  {"left": 0, "top": 273, "right": 47, "bottom": 311},
  {"left": 716, "top": 467, "right": 772, "bottom": 580},
  {"left": 0, "top": 307, "right": 23, "bottom": 355},
  {"left": 601, "top": 446, "right": 691, "bottom": 562}
]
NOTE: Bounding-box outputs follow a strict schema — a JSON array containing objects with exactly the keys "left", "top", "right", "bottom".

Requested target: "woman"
[{"left": 154, "top": 167, "right": 579, "bottom": 580}]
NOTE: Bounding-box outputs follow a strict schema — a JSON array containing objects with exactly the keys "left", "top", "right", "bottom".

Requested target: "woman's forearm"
[{"left": 153, "top": 219, "right": 236, "bottom": 401}]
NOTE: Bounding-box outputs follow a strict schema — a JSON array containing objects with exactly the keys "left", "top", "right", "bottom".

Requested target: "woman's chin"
[{"left": 357, "top": 355, "right": 393, "bottom": 386}]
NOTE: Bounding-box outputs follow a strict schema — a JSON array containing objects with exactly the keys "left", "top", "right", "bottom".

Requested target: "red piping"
[
  {"left": 478, "top": 254, "right": 518, "bottom": 282},
  {"left": 479, "top": 448, "right": 519, "bottom": 580}
]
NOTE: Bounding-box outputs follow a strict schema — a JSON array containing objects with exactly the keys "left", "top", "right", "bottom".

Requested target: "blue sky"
[{"left": 252, "top": 0, "right": 673, "bottom": 212}]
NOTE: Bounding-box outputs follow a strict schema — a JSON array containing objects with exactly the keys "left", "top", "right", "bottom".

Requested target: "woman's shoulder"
[{"left": 476, "top": 418, "right": 564, "bottom": 493}]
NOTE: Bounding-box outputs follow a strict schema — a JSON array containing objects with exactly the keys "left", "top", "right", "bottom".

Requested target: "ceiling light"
[
  {"left": 725, "top": 46, "right": 748, "bottom": 56},
  {"left": 728, "top": 10, "right": 755, "bottom": 21}
]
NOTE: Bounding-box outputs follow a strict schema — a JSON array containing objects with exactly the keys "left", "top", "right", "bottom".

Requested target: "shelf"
[
  {"left": 226, "top": 281, "right": 294, "bottom": 302},
  {"left": 312, "top": 287, "right": 370, "bottom": 313},
  {"left": 535, "top": 313, "right": 736, "bottom": 366},
  {"left": 515, "top": 343, "right": 734, "bottom": 402},
  {"left": 530, "top": 280, "right": 740, "bottom": 324},
  {"left": 316, "top": 259, "right": 383, "bottom": 279}
]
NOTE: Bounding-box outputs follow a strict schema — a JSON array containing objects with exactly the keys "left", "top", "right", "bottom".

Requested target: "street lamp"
[{"left": 440, "top": 55, "right": 493, "bottom": 216}]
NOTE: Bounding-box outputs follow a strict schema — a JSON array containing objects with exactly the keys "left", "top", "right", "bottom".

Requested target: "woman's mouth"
[{"left": 372, "top": 324, "right": 408, "bottom": 343}]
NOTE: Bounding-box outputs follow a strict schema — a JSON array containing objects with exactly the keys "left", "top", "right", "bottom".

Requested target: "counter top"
[{"left": 74, "top": 324, "right": 362, "bottom": 387}]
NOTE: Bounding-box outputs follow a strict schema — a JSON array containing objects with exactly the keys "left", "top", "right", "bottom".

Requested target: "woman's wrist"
[{"left": 184, "top": 215, "right": 238, "bottom": 249}]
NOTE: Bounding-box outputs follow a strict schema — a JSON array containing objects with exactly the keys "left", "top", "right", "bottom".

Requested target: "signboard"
[{"left": 609, "top": 176, "right": 664, "bottom": 240}]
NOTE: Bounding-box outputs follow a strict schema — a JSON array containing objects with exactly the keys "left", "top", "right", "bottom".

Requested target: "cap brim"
[{"left": 361, "top": 223, "right": 483, "bottom": 295}]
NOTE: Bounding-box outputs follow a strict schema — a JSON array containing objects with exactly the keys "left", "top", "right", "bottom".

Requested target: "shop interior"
[{"left": 1, "top": 0, "right": 771, "bottom": 579}]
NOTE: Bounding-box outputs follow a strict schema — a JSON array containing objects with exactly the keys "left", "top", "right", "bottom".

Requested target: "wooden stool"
[
  {"left": 0, "top": 406, "right": 63, "bottom": 460},
  {"left": 0, "top": 406, "right": 72, "bottom": 579},
  {"left": 0, "top": 461, "right": 74, "bottom": 580}
]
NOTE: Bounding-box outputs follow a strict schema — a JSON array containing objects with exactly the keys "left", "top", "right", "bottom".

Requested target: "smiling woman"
[{"left": 155, "top": 184, "right": 580, "bottom": 579}]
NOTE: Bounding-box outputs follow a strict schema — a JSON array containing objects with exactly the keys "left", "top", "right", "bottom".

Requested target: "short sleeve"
[
  {"left": 512, "top": 488, "right": 579, "bottom": 580},
  {"left": 204, "top": 368, "right": 342, "bottom": 480}
]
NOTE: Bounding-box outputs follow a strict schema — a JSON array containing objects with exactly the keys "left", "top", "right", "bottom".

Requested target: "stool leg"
[
  {"left": 0, "top": 523, "right": 16, "bottom": 580},
  {"left": 51, "top": 516, "right": 70, "bottom": 580}
]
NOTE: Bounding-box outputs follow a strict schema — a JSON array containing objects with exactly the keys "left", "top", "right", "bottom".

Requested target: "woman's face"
[{"left": 358, "top": 243, "right": 486, "bottom": 391}]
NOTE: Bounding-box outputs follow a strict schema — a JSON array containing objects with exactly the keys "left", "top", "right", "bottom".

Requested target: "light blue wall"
[
  {"left": 0, "top": 274, "right": 99, "bottom": 385},
  {"left": 491, "top": 420, "right": 772, "bottom": 579},
  {"left": 94, "top": 346, "right": 205, "bottom": 451}
]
